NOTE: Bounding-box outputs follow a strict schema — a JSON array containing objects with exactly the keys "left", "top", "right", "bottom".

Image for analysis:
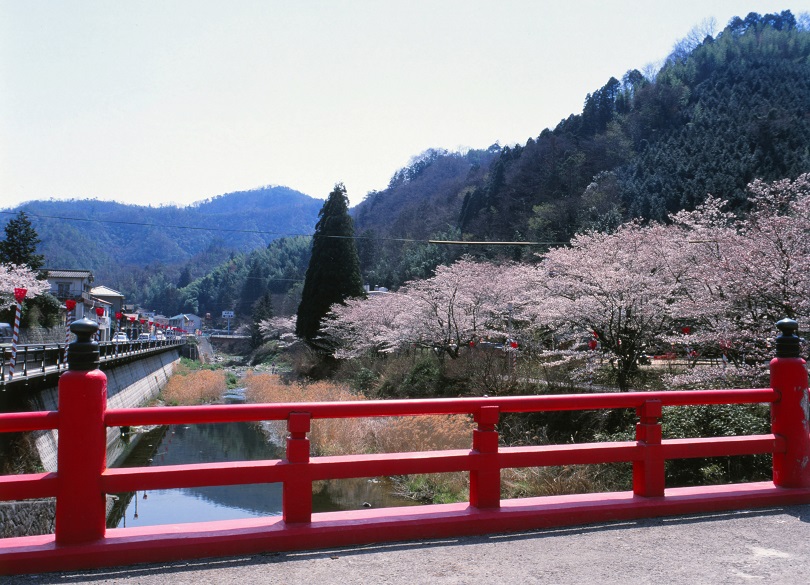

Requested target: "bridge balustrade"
[
  {"left": 0, "top": 338, "right": 185, "bottom": 382},
  {"left": 0, "top": 319, "right": 808, "bottom": 575}
]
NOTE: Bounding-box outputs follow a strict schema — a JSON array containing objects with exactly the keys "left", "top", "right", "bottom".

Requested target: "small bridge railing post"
[
  {"left": 54, "top": 318, "right": 108, "bottom": 544},
  {"left": 470, "top": 405, "right": 500, "bottom": 508},
  {"left": 283, "top": 412, "right": 312, "bottom": 523},
  {"left": 770, "top": 319, "right": 810, "bottom": 488},
  {"left": 633, "top": 399, "right": 664, "bottom": 497}
]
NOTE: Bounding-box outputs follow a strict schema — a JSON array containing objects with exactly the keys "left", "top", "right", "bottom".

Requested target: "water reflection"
[{"left": 109, "top": 420, "right": 417, "bottom": 528}]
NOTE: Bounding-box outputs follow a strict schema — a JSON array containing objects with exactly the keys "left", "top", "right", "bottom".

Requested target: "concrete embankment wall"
[
  {"left": 1, "top": 351, "right": 181, "bottom": 538},
  {"left": 31, "top": 350, "right": 181, "bottom": 472}
]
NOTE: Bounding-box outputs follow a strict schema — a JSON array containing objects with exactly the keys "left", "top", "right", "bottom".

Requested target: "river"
[{"left": 108, "top": 418, "right": 418, "bottom": 529}]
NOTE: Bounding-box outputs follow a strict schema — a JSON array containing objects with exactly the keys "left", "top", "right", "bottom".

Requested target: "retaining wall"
[
  {"left": 2, "top": 351, "right": 181, "bottom": 538},
  {"left": 30, "top": 350, "right": 181, "bottom": 472}
]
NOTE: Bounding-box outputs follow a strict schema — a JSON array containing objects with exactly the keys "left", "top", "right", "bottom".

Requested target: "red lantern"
[
  {"left": 510, "top": 341, "right": 518, "bottom": 349},
  {"left": 13, "top": 288, "right": 27, "bottom": 303},
  {"left": 681, "top": 326, "right": 692, "bottom": 335},
  {"left": 115, "top": 312, "right": 123, "bottom": 320},
  {"left": 588, "top": 339, "right": 598, "bottom": 351},
  {"left": 95, "top": 307, "right": 105, "bottom": 317},
  {"left": 140, "top": 319, "right": 146, "bottom": 324},
  {"left": 129, "top": 316, "right": 135, "bottom": 322},
  {"left": 66, "top": 299, "right": 77, "bottom": 311}
]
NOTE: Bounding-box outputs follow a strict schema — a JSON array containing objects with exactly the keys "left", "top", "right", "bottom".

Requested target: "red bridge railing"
[{"left": 1, "top": 319, "right": 809, "bottom": 575}]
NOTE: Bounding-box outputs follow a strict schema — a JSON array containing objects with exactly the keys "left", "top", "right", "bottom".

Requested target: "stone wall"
[
  {"left": 1, "top": 496, "right": 118, "bottom": 538},
  {"left": 0, "top": 499, "right": 55, "bottom": 538}
]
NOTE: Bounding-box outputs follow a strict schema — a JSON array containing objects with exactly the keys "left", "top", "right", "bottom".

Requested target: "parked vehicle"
[
  {"left": 112, "top": 332, "right": 128, "bottom": 343},
  {"left": 137, "top": 333, "right": 151, "bottom": 342},
  {"left": 0, "top": 323, "right": 13, "bottom": 344}
]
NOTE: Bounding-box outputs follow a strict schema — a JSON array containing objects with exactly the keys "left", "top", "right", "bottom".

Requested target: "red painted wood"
[
  {"left": 0, "top": 472, "right": 57, "bottom": 501},
  {"left": 0, "top": 411, "right": 58, "bottom": 433},
  {"left": 770, "top": 356, "right": 810, "bottom": 487},
  {"left": 55, "top": 369, "right": 108, "bottom": 544},
  {"left": 633, "top": 400, "right": 664, "bottom": 497},
  {"left": 2, "top": 483, "right": 810, "bottom": 576},
  {"left": 470, "top": 406, "right": 500, "bottom": 509},
  {"left": 499, "top": 442, "right": 640, "bottom": 467},
  {"left": 2, "top": 362, "right": 809, "bottom": 576},
  {"left": 284, "top": 412, "right": 311, "bottom": 523},
  {"left": 103, "top": 389, "right": 778, "bottom": 428},
  {"left": 662, "top": 435, "right": 784, "bottom": 459}
]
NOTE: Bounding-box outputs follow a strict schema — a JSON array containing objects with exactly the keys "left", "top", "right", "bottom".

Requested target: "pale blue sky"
[{"left": 2, "top": 1, "right": 808, "bottom": 209}]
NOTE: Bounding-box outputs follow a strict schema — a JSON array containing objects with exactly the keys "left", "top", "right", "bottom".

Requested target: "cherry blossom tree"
[
  {"left": 671, "top": 175, "right": 810, "bottom": 364},
  {"left": 532, "top": 222, "right": 694, "bottom": 390},
  {"left": 322, "top": 257, "right": 539, "bottom": 360},
  {"left": 0, "top": 263, "right": 49, "bottom": 310}
]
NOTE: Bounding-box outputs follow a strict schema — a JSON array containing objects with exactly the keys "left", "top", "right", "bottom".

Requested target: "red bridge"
[{"left": 1, "top": 320, "right": 809, "bottom": 576}]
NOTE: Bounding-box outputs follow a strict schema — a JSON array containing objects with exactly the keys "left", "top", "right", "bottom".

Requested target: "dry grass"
[
  {"left": 243, "top": 373, "right": 474, "bottom": 501},
  {"left": 502, "top": 465, "right": 605, "bottom": 498},
  {"left": 162, "top": 368, "right": 226, "bottom": 405},
  {"left": 244, "top": 373, "right": 368, "bottom": 455},
  {"left": 242, "top": 372, "right": 612, "bottom": 503},
  {"left": 369, "top": 415, "right": 473, "bottom": 453}
]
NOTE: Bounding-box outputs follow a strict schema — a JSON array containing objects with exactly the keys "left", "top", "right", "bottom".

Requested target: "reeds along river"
[{"left": 108, "top": 418, "right": 418, "bottom": 529}]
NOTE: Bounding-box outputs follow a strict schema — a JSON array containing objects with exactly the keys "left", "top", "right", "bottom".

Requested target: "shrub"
[{"left": 162, "top": 369, "right": 226, "bottom": 405}]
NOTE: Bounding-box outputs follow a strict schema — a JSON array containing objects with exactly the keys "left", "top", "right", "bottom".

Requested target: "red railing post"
[
  {"left": 770, "top": 319, "right": 810, "bottom": 488},
  {"left": 284, "top": 411, "right": 312, "bottom": 523},
  {"left": 633, "top": 399, "right": 664, "bottom": 497},
  {"left": 470, "top": 405, "right": 500, "bottom": 509},
  {"left": 55, "top": 319, "right": 108, "bottom": 544}
]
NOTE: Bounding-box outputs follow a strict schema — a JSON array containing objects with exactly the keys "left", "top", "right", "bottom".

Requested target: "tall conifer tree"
[
  {"left": 296, "top": 183, "right": 364, "bottom": 343},
  {"left": 0, "top": 211, "right": 44, "bottom": 271}
]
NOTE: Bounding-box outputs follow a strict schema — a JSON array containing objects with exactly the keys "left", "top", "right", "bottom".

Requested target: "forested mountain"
[
  {"left": 353, "top": 10, "right": 810, "bottom": 283},
  {"left": 1, "top": 186, "right": 322, "bottom": 307},
  {"left": 6, "top": 186, "right": 319, "bottom": 270}
]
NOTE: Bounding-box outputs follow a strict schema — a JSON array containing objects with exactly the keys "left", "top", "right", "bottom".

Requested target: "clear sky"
[{"left": 2, "top": 1, "right": 809, "bottom": 210}]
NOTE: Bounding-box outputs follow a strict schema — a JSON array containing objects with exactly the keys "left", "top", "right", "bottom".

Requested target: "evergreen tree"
[
  {"left": 0, "top": 211, "right": 45, "bottom": 271},
  {"left": 296, "top": 183, "right": 364, "bottom": 343},
  {"left": 250, "top": 291, "right": 274, "bottom": 348}
]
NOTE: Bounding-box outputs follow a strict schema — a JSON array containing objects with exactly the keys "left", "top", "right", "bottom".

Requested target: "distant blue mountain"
[{"left": 3, "top": 186, "right": 323, "bottom": 280}]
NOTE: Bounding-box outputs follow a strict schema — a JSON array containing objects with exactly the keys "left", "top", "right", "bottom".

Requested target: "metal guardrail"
[{"left": 0, "top": 339, "right": 185, "bottom": 384}]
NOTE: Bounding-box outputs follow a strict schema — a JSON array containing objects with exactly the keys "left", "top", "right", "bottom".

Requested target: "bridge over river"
[{"left": 2, "top": 319, "right": 809, "bottom": 580}]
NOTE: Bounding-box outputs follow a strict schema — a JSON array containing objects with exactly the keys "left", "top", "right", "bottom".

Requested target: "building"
[
  {"left": 43, "top": 268, "right": 94, "bottom": 321},
  {"left": 90, "top": 286, "right": 126, "bottom": 341},
  {"left": 169, "top": 313, "right": 202, "bottom": 335}
]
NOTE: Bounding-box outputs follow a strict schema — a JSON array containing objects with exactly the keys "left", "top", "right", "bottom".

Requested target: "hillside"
[
  {"left": 352, "top": 11, "right": 810, "bottom": 283},
  {"left": 2, "top": 186, "right": 322, "bottom": 294}
]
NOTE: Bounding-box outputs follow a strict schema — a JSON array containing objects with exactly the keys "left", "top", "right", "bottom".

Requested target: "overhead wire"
[{"left": 0, "top": 210, "right": 565, "bottom": 246}]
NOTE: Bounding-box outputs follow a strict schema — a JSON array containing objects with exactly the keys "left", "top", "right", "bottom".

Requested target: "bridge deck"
[{"left": 6, "top": 504, "right": 809, "bottom": 584}]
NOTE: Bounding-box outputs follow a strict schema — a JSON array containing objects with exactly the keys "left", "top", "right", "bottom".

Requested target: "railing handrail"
[
  {"left": 0, "top": 386, "right": 779, "bottom": 435},
  {"left": 0, "top": 338, "right": 185, "bottom": 383},
  {"left": 0, "top": 387, "right": 789, "bottom": 512},
  {"left": 102, "top": 387, "right": 778, "bottom": 426}
]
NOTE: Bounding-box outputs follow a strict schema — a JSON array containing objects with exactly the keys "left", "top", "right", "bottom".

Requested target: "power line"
[{"left": 1, "top": 210, "right": 564, "bottom": 246}]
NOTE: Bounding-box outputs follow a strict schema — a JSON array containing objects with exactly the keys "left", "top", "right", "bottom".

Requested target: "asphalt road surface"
[{"left": 5, "top": 505, "right": 809, "bottom": 585}]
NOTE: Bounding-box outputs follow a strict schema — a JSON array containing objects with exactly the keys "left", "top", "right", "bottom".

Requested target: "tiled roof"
[{"left": 44, "top": 269, "right": 93, "bottom": 279}]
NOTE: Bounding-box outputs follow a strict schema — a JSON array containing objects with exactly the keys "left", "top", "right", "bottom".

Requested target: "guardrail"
[
  {"left": 0, "top": 320, "right": 809, "bottom": 575},
  {"left": 0, "top": 338, "right": 185, "bottom": 383}
]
